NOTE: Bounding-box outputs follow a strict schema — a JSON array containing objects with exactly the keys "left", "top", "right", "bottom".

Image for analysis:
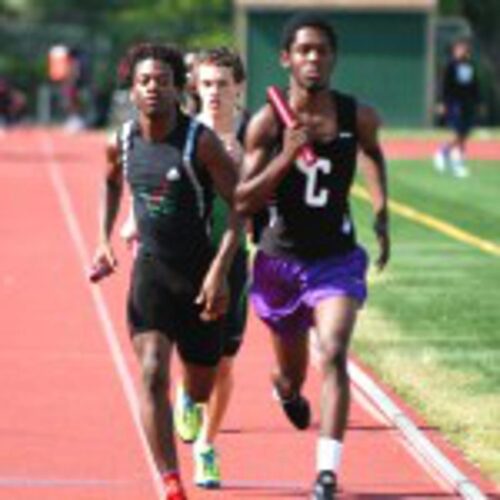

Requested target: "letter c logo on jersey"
[{"left": 296, "top": 157, "right": 332, "bottom": 208}]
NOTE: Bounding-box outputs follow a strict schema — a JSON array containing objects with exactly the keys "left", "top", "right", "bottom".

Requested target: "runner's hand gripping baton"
[
  {"left": 88, "top": 260, "right": 114, "bottom": 283},
  {"left": 266, "top": 85, "right": 317, "bottom": 166}
]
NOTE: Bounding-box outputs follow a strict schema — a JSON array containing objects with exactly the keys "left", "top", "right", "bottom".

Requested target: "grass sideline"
[{"left": 352, "top": 157, "right": 500, "bottom": 484}]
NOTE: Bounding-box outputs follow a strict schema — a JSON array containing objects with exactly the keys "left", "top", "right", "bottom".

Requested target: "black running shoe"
[
  {"left": 274, "top": 387, "right": 311, "bottom": 430},
  {"left": 311, "top": 471, "right": 337, "bottom": 500}
]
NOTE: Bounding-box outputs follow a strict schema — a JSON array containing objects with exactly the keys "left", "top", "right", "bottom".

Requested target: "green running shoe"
[
  {"left": 174, "top": 384, "right": 202, "bottom": 443},
  {"left": 193, "top": 442, "right": 221, "bottom": 488}
]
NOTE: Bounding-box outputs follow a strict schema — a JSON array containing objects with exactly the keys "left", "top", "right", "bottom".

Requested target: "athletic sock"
[
  {"left": 450, "top": 147, "right": 469, "bottom": 177},
  {"left": 162, "top": 470, "right": 181, "bottom": 482},
  {"left": 433, "top": 146, "right": 449, "bottom": 172},
  {"left": 450, "top": 147, "right": 464, "bottom": 168},
  {"left": 194, "top": 438, "right": 211, "bottom": 452},
  {"left": 316, "top": 437, "right": 343, "bottom": 473}
]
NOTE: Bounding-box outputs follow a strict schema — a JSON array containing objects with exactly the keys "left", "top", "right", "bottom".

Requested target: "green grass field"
[{"left": 352, "top": 157, "right": 500, "bottom": 483}]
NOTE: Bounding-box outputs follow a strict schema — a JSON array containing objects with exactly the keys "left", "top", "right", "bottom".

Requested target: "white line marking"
[
  {"left": 352, "top": 385, "right": 453, "bottom": 493},
  {"left": 352, "top": 184, "right": 500, "bottom": 257},
  {"left": 0, "top": 477, "right": 130, "bottom": 488},
  {"left": 349, "top": 361, "right": 488, "bottom": 500},
  {"left": 222, "top": 479, "right": 306, "bottom": 490},
  {"left": 39, "top": 133, "right": 164, "bottom": 499}
]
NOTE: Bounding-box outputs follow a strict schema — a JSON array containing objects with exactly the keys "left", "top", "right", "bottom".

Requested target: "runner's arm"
[
  {"left": 357, "top": 104, "right": 390, "bottom": 270},
  {"left": 197, "top": 129, "right": 242, "bottom": 320},
  {"left": 92, "top": 132, "right": 124, "bottom": 269},
  {"left": 235, "top": 105, "right": 308, "bottom": 216}
]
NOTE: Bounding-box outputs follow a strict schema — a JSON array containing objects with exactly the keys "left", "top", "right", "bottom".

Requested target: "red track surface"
[
  {"left": 0, "top": 128, "right": 497, "bottom": 499},
  {"left": 382, "top": 136, "right": 500, "bottom": 161}
]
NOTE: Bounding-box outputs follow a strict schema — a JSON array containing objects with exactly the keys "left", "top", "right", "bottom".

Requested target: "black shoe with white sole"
[{"left": 311, "top": 471, "right": 337, "bottom": 500}]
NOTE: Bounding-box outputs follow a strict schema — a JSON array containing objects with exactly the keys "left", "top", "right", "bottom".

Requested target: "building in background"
[{"left": 235, "top": 0, "right": 437, "bottom": 127}]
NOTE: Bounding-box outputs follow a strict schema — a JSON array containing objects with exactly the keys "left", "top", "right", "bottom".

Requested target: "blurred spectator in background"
[
  {"left": 182, "top": 51, "right": 201, "bottom": 115},
  {"left": 0, "top": 75, "right": 26, "bottom": 131},
  {"left": 48, "top": 44, "right": 92, "bottom": 132},
  {"left": 434, "top": 37, "right": 479, "bottom": 178},
  {"left": 62, "top": 47, "right": 91, "bottom": 132},
  {"left": 92, "top": 79, "right": 113, "bottom": 128}
]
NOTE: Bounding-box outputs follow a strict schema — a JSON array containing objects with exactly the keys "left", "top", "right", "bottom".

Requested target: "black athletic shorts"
[
  {"left": 222, "top": 246, "right": 249, "bottom": 357},
  {"left": 127, "top": 251, "right": 223, "bottom": 367}
]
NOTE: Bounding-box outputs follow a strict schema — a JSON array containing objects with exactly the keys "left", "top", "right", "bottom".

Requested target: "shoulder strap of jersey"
[
  {"left": 334, "top": 91, "right": 357, "bottom": 138},
  {"left": 182, "top": 118, "right": 206, "bottom": 219},
  {"left": 234, "top": 108, "right": 251, "bottom": 145},
  {"left": 118, "top": 119, "right": 135, "bottom": 176}
]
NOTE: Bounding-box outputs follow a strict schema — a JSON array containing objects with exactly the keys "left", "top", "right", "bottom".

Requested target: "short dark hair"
[
  {"left": 118, "top": 42, "right": 186, "bottom": 89},
  {"left": 281, "top": 12, "right": 338, "bottom": 52},
  {"left": 452, "top": 36, "right": 471, "bottom": 49},
  {"left": 196, "top": 47, "right": 246, "bottom": 84}
]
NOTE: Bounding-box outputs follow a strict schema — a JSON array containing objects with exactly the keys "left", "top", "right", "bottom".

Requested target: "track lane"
[
  {"left": 1, "top": 128, "right": 496, "bottom": 499},
  {"left": 0, "top": 129, "right": 157, "bottom": 499}
]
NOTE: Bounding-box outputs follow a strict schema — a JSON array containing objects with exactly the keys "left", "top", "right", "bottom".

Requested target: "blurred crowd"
[{"left": 0, "top": 75, "right": 26, "bottom": 130}]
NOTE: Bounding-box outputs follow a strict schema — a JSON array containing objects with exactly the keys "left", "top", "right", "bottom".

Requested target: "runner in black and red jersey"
[{"left": 91, "top": 42, "right": 240, "bottom": 500}]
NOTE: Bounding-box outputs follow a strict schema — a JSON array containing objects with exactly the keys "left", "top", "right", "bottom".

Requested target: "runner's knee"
[
  {"left": 216, "top": 358, "right": 234, "bottom": 384},
  {"left": 185, "top": 371, "right": 215, "bottom": 402},
  {"left": 320, "top": 342, "right": 349, "bottom": 381},
  {"left": 140, "top": 351, "right": 168, "bottom": 396},
  {"left": 187, "top": 383, "right": 211, "bottom": 403}
]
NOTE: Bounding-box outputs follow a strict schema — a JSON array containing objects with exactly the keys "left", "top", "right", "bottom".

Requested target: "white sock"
[
  {"left": 450, "top": 147, "right": 465, "bottom": 168},
  {"left": 316, "top": 437, "right": 343, "bottom": 473},
  {"left": 433, "top": 147, "right": 448, "bottom": 172},
  {"left": 194, "top": 437, "right": 211, "bottom": 451}
]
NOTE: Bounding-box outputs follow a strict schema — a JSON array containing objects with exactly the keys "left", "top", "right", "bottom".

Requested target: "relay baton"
[
  {"left": 266, "top": 85, "right": 317, "bottom": 166},
  {"left": 88, "top": 260, "right": 114, "bottom": 283}
]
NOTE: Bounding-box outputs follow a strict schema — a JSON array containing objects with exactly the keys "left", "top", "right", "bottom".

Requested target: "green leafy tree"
[{"left": 0, "top": 0, "right": 234, "bottom": 120}]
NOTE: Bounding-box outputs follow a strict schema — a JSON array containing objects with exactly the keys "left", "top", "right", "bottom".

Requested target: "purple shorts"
[{"left": 250, "top": 247, "right": 368, "bottom": 337}]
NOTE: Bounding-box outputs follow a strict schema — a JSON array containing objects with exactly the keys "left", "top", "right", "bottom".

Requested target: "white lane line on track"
[
  {"left": 0, "top": 477, "right": 131, "bottom": 488},
  {"left": 350, "top": 361, "right": 488, "bottom": 500},
  {"left": 352, "top": 384, "right": 453, "bottom": 494},
  {"left": 39, "top": 132, "right": 163, "bottom": 499}
]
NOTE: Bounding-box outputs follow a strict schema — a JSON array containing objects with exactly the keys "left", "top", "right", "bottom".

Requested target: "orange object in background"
[{"left": 48, "top": 45, "right": 71, "bottom": 82}]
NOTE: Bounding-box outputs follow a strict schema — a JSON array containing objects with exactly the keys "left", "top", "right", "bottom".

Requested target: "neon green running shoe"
[
  {"left": 193, "top": 442, "right": 221, "bottom": 488},
  {"left": 174, "top": 384, "right": 202, "bottom": 443}
]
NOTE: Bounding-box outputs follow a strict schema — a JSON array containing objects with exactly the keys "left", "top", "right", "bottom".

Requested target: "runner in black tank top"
[
  {"left": 90, "top": 43, "right": 239, "bottom": 500},
  {"left": 235, "top": 13, "right": 390, "bottom": 500},
  {"left": 173, "top": 48, "right": 249, "bottom": 489},
  {"left": 433, "top": 37, "right": 478, "bottom": 178}
]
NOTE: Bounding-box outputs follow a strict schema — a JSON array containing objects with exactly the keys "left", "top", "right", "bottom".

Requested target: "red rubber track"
[
  {"left": 0, "top": 128, "right": 497, "bottom": 500},
  {"left": 383, "top": 136, "right": 500, "bottom": 161}
]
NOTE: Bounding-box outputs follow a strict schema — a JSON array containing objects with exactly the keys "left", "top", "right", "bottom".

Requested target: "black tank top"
[
  {"left": 119, "top": 112, "right": 215, "bottom": 272},
  {"left": 260, "top": 91, "right": 358, "bottom": 260}
]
